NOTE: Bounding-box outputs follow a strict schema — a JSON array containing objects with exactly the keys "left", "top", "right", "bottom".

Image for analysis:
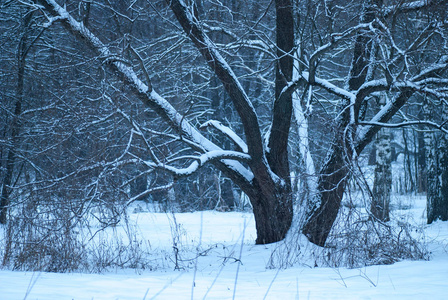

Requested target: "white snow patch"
[{"left": 1, "top": 196, "right": 447, "bottom": 300}]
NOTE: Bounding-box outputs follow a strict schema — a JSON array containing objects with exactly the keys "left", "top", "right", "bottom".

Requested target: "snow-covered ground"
[{"left": 1, "top": 195, "right": 447, "bottom": 300}]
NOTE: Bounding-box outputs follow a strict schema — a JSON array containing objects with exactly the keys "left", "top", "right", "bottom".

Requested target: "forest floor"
[{"left": 0, "top": 194, "right": 447, "bottom": 299}]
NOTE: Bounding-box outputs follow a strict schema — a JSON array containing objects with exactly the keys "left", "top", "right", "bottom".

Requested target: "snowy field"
[{"left": 1, "top": 195, "right": 447, "bottom": 300}]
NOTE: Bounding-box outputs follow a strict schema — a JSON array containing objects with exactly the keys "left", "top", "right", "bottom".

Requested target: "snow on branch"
[
  {"left": 300, "top": 72, "right": 355, "bottom": 101},
  {"left": 167, "top": 0, "right": 266, "bottom": 162},
  {"left": 358, "top": 120, "right": 448, "bottom": 134},
  {"left": 356, "top": 79, "right": 389, "bottom": 99},
  {"left": 355, "top": 88, "right": 414, "bottom": 154},
  {"left": 411, "top": 57, "right": 448, "bottom": 82},
  {"left": 144, "top": 150, "right": 251, "bottom": 177},
  {"left": 199, "top": 120, "right": 248, "bottom": 153},
  {"left": 125, "top": 183, "right": 174, "bottom": 206},
  {"left": 202, "top": 23, "right": 274, "bottom": 56},
  {"left": 37, "top": 0, "right": 254, "bottom": 184},
  {"left": 383, "top": 0, "right": 448, "bottom": 18}
]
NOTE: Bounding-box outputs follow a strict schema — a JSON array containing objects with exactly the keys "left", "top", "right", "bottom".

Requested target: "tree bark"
[
  {"left": 371, "top": 127, "right": 391, "bottom": 222},
  {"left": 301, "top": 131, "right": 351, "bottom": 246},
  {"left": 426, "top": 104, "right": 448, "bottom": 223},
  {"left": 0, "top": 11, "right": 33, "bottom": 224},
  {"left": 248, "top": 179, "right": 292, "bottom": 244}
]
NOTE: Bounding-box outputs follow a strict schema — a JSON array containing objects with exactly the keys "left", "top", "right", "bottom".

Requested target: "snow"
[
  {"left": 146, "top": 150, "right": 251, "bottom": 176},
  {"left": 4, "top": 255, "right": 448, "bottom": 299},
  {"left": 1, "top": 195, "right": 448, "bottom": 300},
  {"left": 199, "top": 120, "right": 248, "bottom": 153},
  {"left": 301, "top": 71, "right": 355, "bottom": 101}
]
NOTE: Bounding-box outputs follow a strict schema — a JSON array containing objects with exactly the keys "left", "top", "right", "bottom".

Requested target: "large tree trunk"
[
  {"left": 168, "top": 0, "right": 295, "bottom": 244},
  {"left": 248, "top": 180, "right": 293, "bottom": 244},
  {"left": 371, "top": 127, "right": 391, "bottom": 222}
]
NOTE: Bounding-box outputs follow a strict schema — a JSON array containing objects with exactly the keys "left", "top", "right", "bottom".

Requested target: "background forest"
[{"left": 0, "top": 0, "right": 448, "bottom": 278}]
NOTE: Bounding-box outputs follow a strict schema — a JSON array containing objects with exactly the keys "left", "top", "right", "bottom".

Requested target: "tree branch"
[
  {"left": 199, "top": 120, "right": 248, "bottom": 153},
  {"left": 358, "top": 120, "right": 448, "bottom": 134},
  {"left": 35, "top": 0, "right": 255, "bottom": 187}
]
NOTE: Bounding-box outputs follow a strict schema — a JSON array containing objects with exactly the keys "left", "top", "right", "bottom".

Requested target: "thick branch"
[
  {"left": 266, "top": 0, "right": 295, "bottom": 182},
  {"left": 166, "top": 0, "right": 265, "bottom": 162},
  {"left": 355, "top": 88, "right": 414, "bottom": 154}
]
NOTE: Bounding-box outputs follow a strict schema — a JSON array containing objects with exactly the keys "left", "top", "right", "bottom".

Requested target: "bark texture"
[
  {"left": 371, "top": 128, "right": 391, "bottom": 222},
  {"left": 426, "top": 104, "right": 448, "bottom": 223}
]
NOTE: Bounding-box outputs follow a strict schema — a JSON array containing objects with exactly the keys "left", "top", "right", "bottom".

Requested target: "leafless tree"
[{"left": 4, "top": 0, "right": 447, "bottom": 249}]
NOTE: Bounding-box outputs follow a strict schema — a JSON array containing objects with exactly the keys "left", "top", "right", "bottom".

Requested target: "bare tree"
[{"left": 15, "top": 0, "right": 448, "bottom": 248}]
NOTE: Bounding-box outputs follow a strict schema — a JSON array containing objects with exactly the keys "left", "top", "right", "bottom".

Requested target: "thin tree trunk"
[
  {"left": 426, "top": 103, "right": 448, "bottom": 223},
  {"left": 0, "top": 12, "right": 33, "bottom": 224},
  {"left": 417, "top": 128, "right": 427, "bottom": 193},
  {"left": 437, "top": 133, "right": 448, "bottom": 221},
  {"left": 426, "top": 129, "right": 440, "bottom": 223},
  {"left": 371, "top": 127, "right": 391, "bottom": 222}
]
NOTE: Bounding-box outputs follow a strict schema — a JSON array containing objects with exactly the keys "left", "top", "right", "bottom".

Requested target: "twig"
[{"left": 232, "top": 218, "right": 246, "bottom": 300}]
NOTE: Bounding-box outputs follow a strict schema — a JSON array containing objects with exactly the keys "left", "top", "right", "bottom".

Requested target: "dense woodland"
[{"left": 0, "top": 0, "right": 448, "bottom": 272}]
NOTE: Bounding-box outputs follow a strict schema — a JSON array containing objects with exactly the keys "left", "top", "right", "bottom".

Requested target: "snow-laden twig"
[
  {"left": 125, "top": 183, "right": 174, "bottom": 207},
  {"left": 382, "top": 0, "right": 448, "bottom": 18}
]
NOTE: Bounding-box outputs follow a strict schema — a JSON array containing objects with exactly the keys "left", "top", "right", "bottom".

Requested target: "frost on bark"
[{"left": 371, "top": 127, "right": 392, "bottom": 222}]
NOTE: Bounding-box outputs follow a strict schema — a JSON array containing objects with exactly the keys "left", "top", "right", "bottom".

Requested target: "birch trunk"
[
  {"left": 426, "top": 103, "right": 448, "bottom": 223},
  {"left": 371, "top": 127, "right": 392, "bottom": 222}
]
